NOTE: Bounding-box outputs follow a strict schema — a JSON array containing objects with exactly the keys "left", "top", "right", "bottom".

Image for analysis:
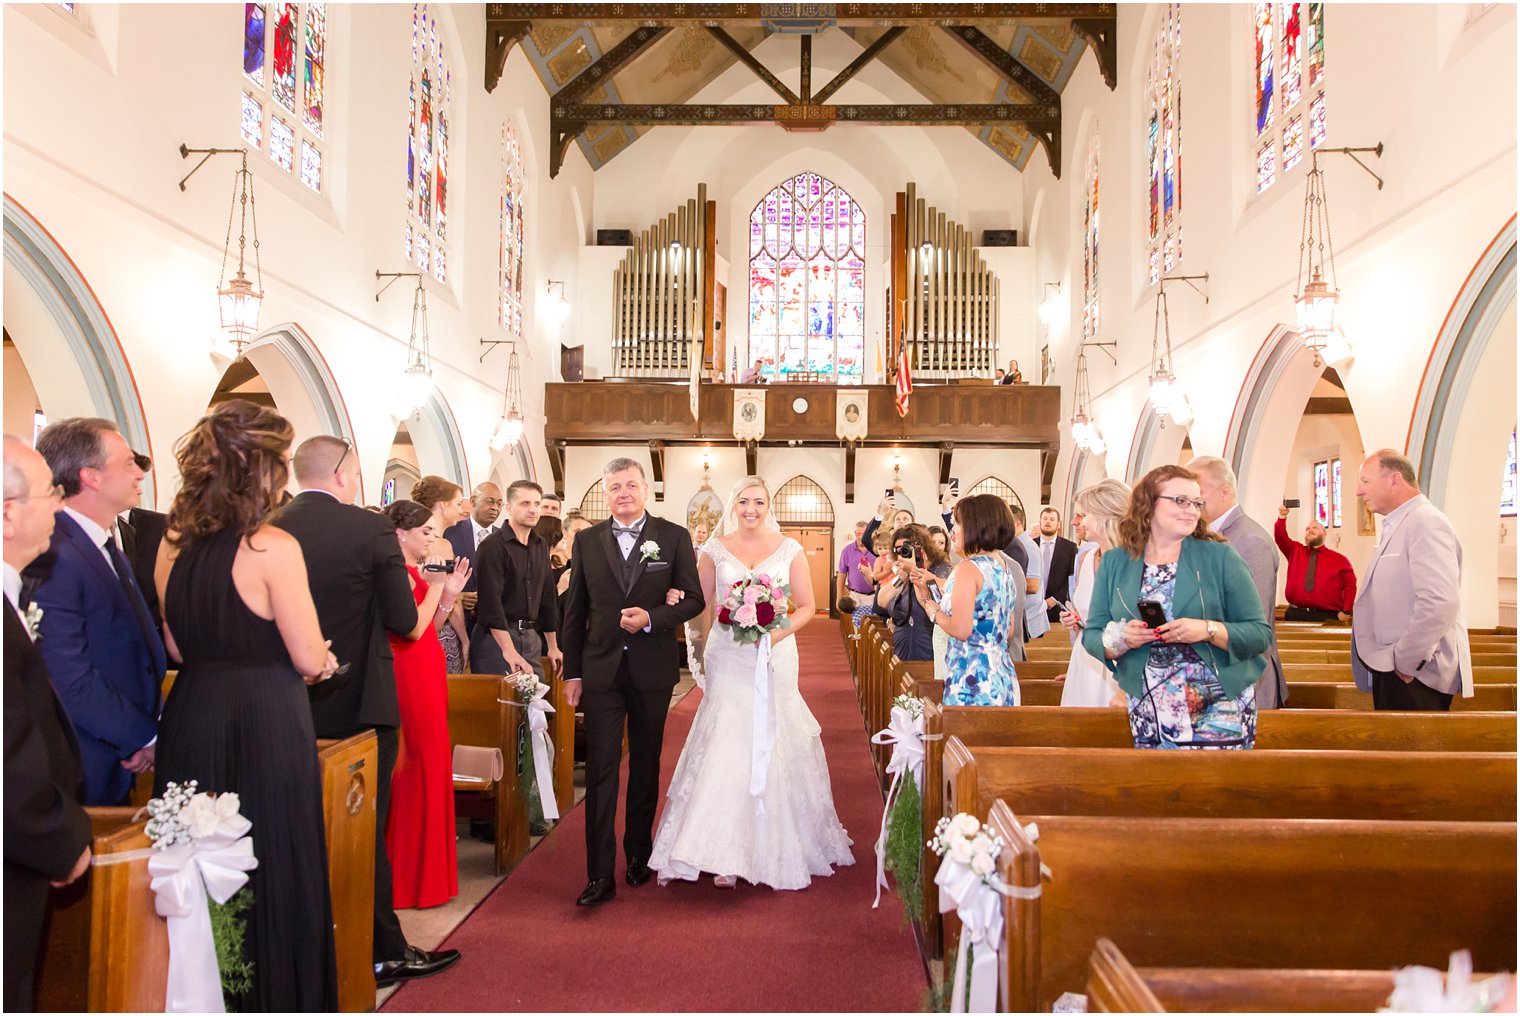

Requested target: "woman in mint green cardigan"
[{"left": 1081, "top": 465, "right": 1272, "bottom": 749}]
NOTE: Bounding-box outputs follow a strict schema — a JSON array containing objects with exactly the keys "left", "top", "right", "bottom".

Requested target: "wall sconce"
[
  {"left": 376, "top": 270, "right": 432, "bottom": 419},
  {"left": 179, "top": 144, "right": 263, "bottom": 356},
  {"left": 546, "top": 279, "right": 571, "bottom": 323},
  {"left": 1037, "top": 281, "right": 1062, "bottom": 328}
]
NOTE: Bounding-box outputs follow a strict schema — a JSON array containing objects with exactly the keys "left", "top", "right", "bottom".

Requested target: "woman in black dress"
[{"left": 153, "top": 400, "right": 340, "bottom": 1012}]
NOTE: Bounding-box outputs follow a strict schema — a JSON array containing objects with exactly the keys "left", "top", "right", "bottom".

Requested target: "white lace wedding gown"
[{"left": 650, "top": 537, "right": 854, "bottom": 890}]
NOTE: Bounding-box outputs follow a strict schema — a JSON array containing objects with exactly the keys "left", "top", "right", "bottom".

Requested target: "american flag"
[{"left": 894, "top": 337, "right": 912, "bottom": 417}]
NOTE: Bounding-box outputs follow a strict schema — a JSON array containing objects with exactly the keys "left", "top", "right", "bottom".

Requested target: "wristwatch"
[{"left": 1205, "top": 620, "right": 1218, "bottom": 642}]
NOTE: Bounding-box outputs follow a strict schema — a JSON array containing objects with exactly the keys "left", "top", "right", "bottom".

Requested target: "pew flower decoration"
[
  {"left": 872, "top": 695, "right": 926, "bottom": 917},
  {"left": 508, "top": 671, "right": 560, "bottom": 825},
  {"left": 715, "top": 573, "right": 791, "bottom": 645},
  {"left": 144, "top": 781, "right": 256, "bottom": 1011},
  {"left": 1383, "top": 949, "right": 1513, "bottom": 1012}
]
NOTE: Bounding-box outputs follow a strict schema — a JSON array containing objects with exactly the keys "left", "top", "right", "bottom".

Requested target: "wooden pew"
[
  {"left": 987, "top": 802, "right": 1517, "bottom": 1012},
  {"left": 1285, "top": 682, "right": 1516, "bottom": 710},
  {"left": 1283, "top": 663, "right": 1516, "bottom": 684},
  {"left": 448, "top": 673, "right": 530, "bottom": 876},
  {"left": 943, "top": 740, "right": 1517, "bottom": 825},
  {"left": 1085, "top": 937, "right": 1404, "bottom": 1013},
  {"left": 316, "top": 732, "right": 378, "bottom": 1014}
]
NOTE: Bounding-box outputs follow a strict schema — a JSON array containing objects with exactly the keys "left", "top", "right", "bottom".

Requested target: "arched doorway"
[
  {"left": 1408, "top": 220, "right": 1517, "bottom": 627},
  {"left": 380, "top": 392, "right": 469, "bottom": 506},
  {"left": 773, "top": 475, "right": 837, "bottom": 614},
  {"left": 4, "top": 195, "right": 154, "bottom": 503}
]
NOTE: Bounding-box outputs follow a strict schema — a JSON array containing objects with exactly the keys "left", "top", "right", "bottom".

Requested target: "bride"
[{"left": 650, "top": 476, "right": 854, "bottom": 890}]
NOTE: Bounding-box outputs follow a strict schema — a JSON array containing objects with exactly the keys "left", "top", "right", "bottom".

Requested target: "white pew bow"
[
  {"left": 870, "top": 704, "right": 926, "bottom": 907},
  {"left": 524, "top": 683, "right": 561, "bottom": 822},
  {"left": 935, "top": 848, "right": 1042, "bottom": 1013}
]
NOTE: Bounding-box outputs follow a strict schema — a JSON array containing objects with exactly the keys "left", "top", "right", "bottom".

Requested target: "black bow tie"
[{"left": 611, "top": 522, "right": 642, "bottom": 539}]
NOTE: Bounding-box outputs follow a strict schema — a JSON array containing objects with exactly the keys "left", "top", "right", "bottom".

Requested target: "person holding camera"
[
  {"left": 471, "top": 480, "right": 562, "bottom": 682},
  {"left": 410, "top": 476, "right": 471, "bottom": 672},
  {"left": 871, "top": 524, "right": 950, "bottom": 662},
  {"left": 383, "top": 499, "right": 472, "bottom": 910}
]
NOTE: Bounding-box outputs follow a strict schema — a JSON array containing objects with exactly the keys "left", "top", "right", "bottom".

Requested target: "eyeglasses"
[
  {"left": 5, "top": 484, "right": 65, "bottom": 505},
  {"left": 333, "top": 437, "right": 352, "bottom": 477},
  {"left": 1155, "top": 494, "right": 1207, "bottom": 513}
]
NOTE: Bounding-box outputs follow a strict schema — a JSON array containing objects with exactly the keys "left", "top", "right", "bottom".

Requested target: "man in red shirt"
[{"left": 1274, "top": 505, "right": 1357, "bottom": 621}]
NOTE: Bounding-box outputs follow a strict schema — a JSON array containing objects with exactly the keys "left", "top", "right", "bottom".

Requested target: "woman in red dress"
[{"left": 383, "top": 500, "right": 473, "bottom": 909}]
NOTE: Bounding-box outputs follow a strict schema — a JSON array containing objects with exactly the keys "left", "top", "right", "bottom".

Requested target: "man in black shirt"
[{"left": 470, "top": 480, "right": 562, "bottom": 679}]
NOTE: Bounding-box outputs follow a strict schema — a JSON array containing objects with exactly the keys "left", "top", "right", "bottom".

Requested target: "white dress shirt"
[
  {"left": 63, "top": 505, "right": 120, "bottom": 574},
  {"left": 471, "top": 517, "right": 497, "bottom": 548},
  {"left": 3, "top": 561, "right": 24, "bottom": 617},
  {"left": 611, "top": 514, "right": 647, "bottom": 558}
]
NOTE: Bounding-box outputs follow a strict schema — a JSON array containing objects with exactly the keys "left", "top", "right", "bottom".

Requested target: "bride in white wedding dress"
[{"left": 650, "top": 476, "right": 854, "bottom": 891}]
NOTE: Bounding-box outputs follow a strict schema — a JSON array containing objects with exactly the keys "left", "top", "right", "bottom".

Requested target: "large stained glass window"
[
  {"left": 748, "top": 172, "right": 865, "bottom": 379},
  {"left": 1253, "top": 2, "right": 1325, "bottom": 193},
  {"left": 1313, "top": 459, "right": 1330, "bottom": 526},
  {"left": 406, "top": 4, "right": 451, "bottom": 284},
  {"left": 500, "top": 122, "right": 526, "bottom": 338},
  {"left": 1145, "top": 4, "right": 1182, "bottom": 285},
  {"left": 1331, "top": 456, "right": 1342, "bottom": 528},
  {"left": 1502, "top": 429, "right": 1517, "bottom": 517},
  {"left": 242, "top": 2, "right": 326, "bottom": 193},
  {"left": 1082, "top": 136, "right": 1100, "bottom": 343}
]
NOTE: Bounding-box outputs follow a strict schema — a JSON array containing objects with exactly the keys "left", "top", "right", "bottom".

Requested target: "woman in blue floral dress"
[{"left": 911, "top": 494, "right": 1020, "bottom": 706}]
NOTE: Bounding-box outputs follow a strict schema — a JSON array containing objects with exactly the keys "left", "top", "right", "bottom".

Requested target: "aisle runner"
[{"left": 387, "top": 624, "right": 926, "bottom": 1013}]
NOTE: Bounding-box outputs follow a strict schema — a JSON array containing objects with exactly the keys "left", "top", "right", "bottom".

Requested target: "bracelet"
[{"left": 437, "top": 600, "right": 455, "bottom": 614}]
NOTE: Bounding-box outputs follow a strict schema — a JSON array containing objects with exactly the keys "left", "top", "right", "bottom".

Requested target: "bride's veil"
[{"left": 711, "top": 475, "right": 782, "bottom": 541}]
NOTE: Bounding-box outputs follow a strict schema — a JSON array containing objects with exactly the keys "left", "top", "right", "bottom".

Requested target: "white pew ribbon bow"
[
  {"left": 870, "top": 704, "right": 926, "bottom": 907},
  {"left": 936, "top": 852, "right": 1042, "bottom": 1013},
  {"left": 147, "top": 812, "right": 258, "bottom": 1013},
  {"left": 525, "top": 683, "right": 561, "bottom": 822}
]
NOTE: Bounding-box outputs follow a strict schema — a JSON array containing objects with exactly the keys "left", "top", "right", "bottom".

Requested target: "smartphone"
[
  {"left": 928, "top": 581, "right": 943, "bottom": 603},
  {"left": 1063, "top": 600, "right": 1083, "bottom": 628},
  {"left": 1136, "top": 599, "right": 1168, "bottom": 629},
  {"left": 1283, "top": 498, "right": 1301, "bottom": 508},
  {"left": 884, "top": 487, "right": 896, "bottom": 500},
  {"left": 947, "top": 477, "right": 960, "bottom": 491}
]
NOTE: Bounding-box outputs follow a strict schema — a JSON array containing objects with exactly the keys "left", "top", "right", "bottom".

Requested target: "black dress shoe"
[
  {"left": 576, "top": 878, "right": 617, "bottom": 907},
  {"left": 374, "top": 945, "right": 462, "bottom": 988},
  {"left": 624, "top": 859, "right": 653, "bottom": 887}
]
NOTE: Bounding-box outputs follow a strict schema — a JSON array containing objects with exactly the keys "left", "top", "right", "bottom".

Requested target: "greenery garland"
[
  {"left": 883, "top": 771, "right": 923, "bottom": 923},
  {"left": 516, "top": 714, "right": 545, "bottom": 828},
  {"left": 208, "top": 887, "right": 254, "bottom": 1006}
]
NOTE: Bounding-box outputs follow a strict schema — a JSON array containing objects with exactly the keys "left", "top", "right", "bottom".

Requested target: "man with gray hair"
[
  {"left": 1351, "top": 449, "right": 1473, "bottom": 710},
  {"left": 1189, "top": 454, "right": 1287, "bottom": 708}
]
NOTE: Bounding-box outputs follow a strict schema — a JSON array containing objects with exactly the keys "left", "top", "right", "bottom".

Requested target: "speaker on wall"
[
  {"left": 981, "top": 229, "right": 1019, "bottom": 247},
  {"left": 596, "top": 229, "right": 634, "bottom": 246}
]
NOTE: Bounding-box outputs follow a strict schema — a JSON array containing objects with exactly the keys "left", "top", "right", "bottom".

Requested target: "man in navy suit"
[
  {"left": 24, "top": 419, "right": 164, "bottom": 806},
  {"left": 442, "top": 481, "right": 502, "bottom": 631}
]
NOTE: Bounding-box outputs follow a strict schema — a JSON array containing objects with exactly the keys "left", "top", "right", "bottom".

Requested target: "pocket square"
[{"left": 646, "top": 561, "right": 671, "bottom": 571}]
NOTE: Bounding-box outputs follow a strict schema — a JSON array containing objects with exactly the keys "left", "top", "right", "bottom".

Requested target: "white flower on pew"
[
  {"left": 891, "top": 692, "right": 924, "bottom": 718},
  {"left": 930, "top": 813, "right": 1021, "bottom": 1013},
  {"left": 506, "top": 670, "right": 560, "bottom": 823},
  {"left": 1384, "top": 949, "right": 1513, "bottom": 1012}
]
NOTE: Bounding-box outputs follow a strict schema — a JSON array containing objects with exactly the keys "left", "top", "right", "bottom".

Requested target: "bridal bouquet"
[{"left": 716, "top": 572, "right": 791, "bottom": 645}]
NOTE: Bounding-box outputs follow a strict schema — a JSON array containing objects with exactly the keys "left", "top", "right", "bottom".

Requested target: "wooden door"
[{"left": 782, "top": 526, "right": 834, "bottom": 615}]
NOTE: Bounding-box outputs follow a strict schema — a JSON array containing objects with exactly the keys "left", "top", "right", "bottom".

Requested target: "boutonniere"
[
  {"left": 639, "top": 540, "right": 661, "bottom": 562},
  {"left": 22, "top": 602, "right": 43, "bottom": 640}
]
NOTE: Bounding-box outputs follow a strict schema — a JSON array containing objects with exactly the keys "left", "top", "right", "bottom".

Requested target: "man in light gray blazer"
[
  {"left": 1190, "top": 456, "right": 1288, "bottom": 708},
  {"left": 1350, "top": 450, "right": 1473, "bottom": 710}
]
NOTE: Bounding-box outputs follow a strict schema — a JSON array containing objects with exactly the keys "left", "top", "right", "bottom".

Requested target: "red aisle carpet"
[{"left": 385, "top": 624, "right": 927, "bottom": 1013}]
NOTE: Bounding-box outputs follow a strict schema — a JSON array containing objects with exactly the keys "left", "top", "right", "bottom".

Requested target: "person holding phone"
[
  {"left": 871, "top": 524, "right": 949, "bottom": 662},
  {"left": 1080, "top": 466, "right": 1272, "bottom": 749}
]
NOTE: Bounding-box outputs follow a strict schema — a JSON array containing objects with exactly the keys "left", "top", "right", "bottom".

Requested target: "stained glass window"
[
  {"left": 1145, "top": 4, "right": 1182, "bottom": 285},
  {"left": 406, "top": 4, "right": 451, "bottom": 284},
  {"left": 241, "top": 1, "right": 326, "bottom": 193},
  {"left": 1502, "top": 430, "right": 1517, "bottom": 517},
  {"left": 1331, "top": 456, "right": 1342, "bottom": 528},
  {"left": 1314, "top": 459, "right": 1330, "bottom": 526},
  {"left": 748, "top": 172, "right": 865, "bottom": 379},
  {"left": 500, "top": 122, "right": 526, "bottom": 338},
  {"left": 1253, "top": 2, "right": 1325, "bottom": 193},
  {"left": 1082, "top": 136, "right": 1100, "bottom": 343}
]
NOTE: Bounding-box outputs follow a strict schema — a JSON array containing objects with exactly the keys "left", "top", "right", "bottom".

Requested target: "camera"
[
  {"left": 422, "top": 560, "right": 457, "bottom": 574},
  {"left": 893, "top": 543, "right": 923, "bottom": 567}
]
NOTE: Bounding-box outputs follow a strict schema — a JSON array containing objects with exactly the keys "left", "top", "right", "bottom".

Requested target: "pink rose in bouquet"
[{"left": 717, "top": 572, "right": 792, "bottom": 645}]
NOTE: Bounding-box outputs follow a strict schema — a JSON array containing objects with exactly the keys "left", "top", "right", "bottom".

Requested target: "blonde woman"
[{"left": 1059, "top": 480, "right": 1131, "bottom": 707}]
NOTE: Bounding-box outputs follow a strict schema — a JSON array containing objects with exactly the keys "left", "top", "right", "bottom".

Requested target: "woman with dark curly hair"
[
  {"left": 409, "top": 475, "right": 470, "bottom": 672},
  {"left": 1081, "top": 464, "right": 1272, "bottom": 749},
  {"left": 152, "top": 399, "right": 340, "bottom": 1011}
]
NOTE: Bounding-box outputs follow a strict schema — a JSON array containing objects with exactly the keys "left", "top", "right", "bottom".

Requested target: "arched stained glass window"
[
  {"left": 242, "top": 2, "right": 327, "bottom": 193},
  {"left": 773, "top": 476, "right": 835, "bottom": 525},
  {"left": 406, "top": 3, "right": 451, "bottom": 283},
  {"left": 578, "top": 480, "right": 609, "bottom": 522},
  {"left": 1502, "top": 429, "right": 1517, "bottom": 517},
  {"left": 748, "top": 172, "right": 866, "bottom": 380},
  {"left": 1253, "top": 2, "right": 1326, "bottom": 193},
  {"left": 500, "top": 122, "right": 525, "bottom": 337},
  {"left": 1145, "top": 5, "right": 1182, "bottom": 285},
  {"left": 1081, "top": 136, "right": 1100, "bottom": 343},
  {"left": 965, "top": 476, "right": 1026, "bottom": 516}
]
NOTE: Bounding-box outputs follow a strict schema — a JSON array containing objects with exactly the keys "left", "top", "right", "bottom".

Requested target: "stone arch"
[
  {"left": 1061, "top": 448, "right": 1097, "bottom": 528},
  {"left": 3, "top": 194, "right": 154, "bottom": 503},
  {"left": 1221, "top": 324, "right": 1330, "bottom": 509},
  {"left": 402, "top": 390, "right": 470, "bottom": 492},
  {"left": 1124, "top": 404, "right": 1190, "bottom": 484},
  {"left": 239, "top": 322, "right": 359, "bottom": 483}
]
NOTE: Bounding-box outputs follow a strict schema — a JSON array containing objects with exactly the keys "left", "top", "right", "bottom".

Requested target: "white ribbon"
[
  {"left": 870, "top": 705, "right": 926, "bottom": 908},
  {"left": 524, "top": 685, "right": 561, "bottom": 822},
  {"left": 749, "top": 635, "right": 775, "bottom": 810},
  {"left": 936, "top": 855, "right": 1042, "bottom": 1014},
  {"left": 146, "top": 814, "right": 258, "bottom": 1014}
]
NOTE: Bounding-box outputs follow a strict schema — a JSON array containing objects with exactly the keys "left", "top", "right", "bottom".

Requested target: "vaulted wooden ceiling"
[{"left": 485, "top": 4, "right": 1117, "bottom": 178}]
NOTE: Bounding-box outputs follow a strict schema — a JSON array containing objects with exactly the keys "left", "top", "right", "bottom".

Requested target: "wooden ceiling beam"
[
  {"left": 488, "top": 4, "right": 1114, "bottom": 24},
  {"left": 486, "top": 20, "right": 531, "bottom": 92},
  {"left": 1072, "top": 15, "right": 1118, "bottom": 90},
  {"left": 942, "top": 24, "right": 1063, "bottom": 176},
  {"left": 553, "top": 25, "right": 672, "bottom": 104},
  {"left": 552, "top": 101, "right": 1059, "bottom": 128},
  {"left": 705, "top": 27, "right": 799, "bottom": 104},
  {"left": 812, "top": 26, "right": 904, "bottom": 104}
]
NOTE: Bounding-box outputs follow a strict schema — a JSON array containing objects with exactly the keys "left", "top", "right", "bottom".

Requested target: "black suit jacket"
[
  {"left": 1037, "top": 535, "right": 1079, "bottom": 620},
  {"left": 118, "top": 507, "right": 169, "bottom": 630},
  {"left": 4, "top": 598, "right": 91, "bottom": 976},
  {"left": 274, "top": 492, "right": 418, "bottom": 736},
  {"left": 443, "top": 519, "right": 494, "bottom": 629},
  {"left": 561, "top": 515, "right": 704, "bottom": 693}
]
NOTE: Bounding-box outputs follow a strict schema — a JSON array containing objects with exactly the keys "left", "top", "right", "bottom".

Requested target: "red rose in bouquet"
[
  {"left": 755, "top": 601, "right": 776, "bottom": 626},
  {"left": 717, "top": 606, "right": 732, "bottom": 625}
]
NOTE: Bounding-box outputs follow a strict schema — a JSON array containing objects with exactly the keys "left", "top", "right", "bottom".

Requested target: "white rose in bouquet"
[
  {"left": 971, "top": 833, "right": 995, "bottom": 858},
  {"left": 949, "top": 837, "right": 975, "bottom": 866},
  {"left": 184, "top": 793, "right": 222, "bottom": 839},
  {"left": 970, "top": 851, "right": 996, "bottom": 877},
  {"left": 952, "top": 813, "right": 981, "bottom": 838},
  {"left": 214, "top": 792, "right": 241, "bottom": 818}
]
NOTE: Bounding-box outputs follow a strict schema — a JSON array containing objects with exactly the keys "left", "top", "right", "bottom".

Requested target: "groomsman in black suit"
[
  {"left": 562, "top": 458, "right": 703, "bottom": 906},
  {"left": 4, "top": 436, "right": 92, "bottom": 1012},
  {"left": 276, "top": 436, "right": 460, "bottom": 988},
  {"left": 442, "top": 481, "right": 502, "bottom": 632},
  {"left": 116, "top": 452, "right": 168, "bottom": 631},
  {"left": 1034, "top": 506, "right": 1079, "bottom": 624},
  {"left": 25, "top": 419, "right": 163, "bottom": 807}
]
